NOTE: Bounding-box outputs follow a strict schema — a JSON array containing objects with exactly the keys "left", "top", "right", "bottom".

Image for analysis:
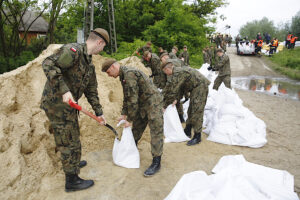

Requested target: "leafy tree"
[
  {"left": 189, "top": 0, "right": 228, "bottom": 18},
  {"left": 143, "top": 3, "right": 209, "bottom": 54},
  {"left": 0, "top": 0, "right": 48, "bottom": 72},
  {"left": 239, "top": 17, "right": 277, "bottom": 40},
  {"left": 290, "top": 11, "right": 300, "bottom": 37}
]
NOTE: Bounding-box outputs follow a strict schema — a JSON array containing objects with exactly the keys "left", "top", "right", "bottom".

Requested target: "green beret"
[
  {"left": 143, "top": 51, "right": 150, "bottom": 57},
  {"left": 216, "top": 48, "right": 224, "bottom": 53},
  {"left": 160, "top": 52, "right": 169, "bottom": 59},
  {"left": 102, "top": 58, "right": 116, "bottom": 72},
  {"left": 161, "top": 59, "right": 174, "bottom": 69}
]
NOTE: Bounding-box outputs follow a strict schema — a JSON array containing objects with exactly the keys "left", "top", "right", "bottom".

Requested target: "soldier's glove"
[{"left": 207, "top": 66, "right": 212, "bottom": 71}]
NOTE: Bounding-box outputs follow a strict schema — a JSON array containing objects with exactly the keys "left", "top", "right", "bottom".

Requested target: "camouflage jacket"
[
  {"left": 120, "top": 66, "right": 163, "bottom": 122},
  {"left": 169, "top": 52, "right": 177, "bottom": 59},
  {"left": 168, "top": 58, "right": 183, "bottom": 68},
  {"left": 179, "top": 51, "right": 190, "bottom": 66},
  {"left": 40, "top": 43, "right": 103, "bottom": 116},
  {"left": 138, "top": 45, "right": 152, "bottom": 54},
  {"left": 148, "top": 53, "right": 161, "bottom": 76},
  {"left": 203, "top": 51, "right": 210, "bottom": 64},
  {"left": 162, "top": 67, "right": 210, "bottom": 108},
  {"left": 213, "top": 54, "right": 231, "bottom": 76}
]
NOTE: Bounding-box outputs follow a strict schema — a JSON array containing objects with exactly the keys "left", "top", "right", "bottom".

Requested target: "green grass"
[{"left": 267, "top": 47, "right": 300, "bottom": 80}]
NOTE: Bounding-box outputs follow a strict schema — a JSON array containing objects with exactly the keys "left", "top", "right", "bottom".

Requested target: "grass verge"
[{"left": 266, "top": 47, "right": 300, "bottom": 80}]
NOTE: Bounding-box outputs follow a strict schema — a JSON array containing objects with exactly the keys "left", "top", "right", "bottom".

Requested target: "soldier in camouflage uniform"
[
  {"left": 160, "top": 53, "right": 186, "bottom": 122},
  {"left": 169, "top": 46, "right": 178, "bottom": 59},
  {"left": 143, "top": 51, "right": 166, "bottom": 89},
  {"left": 160, "top": 52, "right": 183, "bottom": 68},
  {"left": 161, "top": 60, "right": 210, "bottom": 146},
  {"left": 208, "top": 48, "right": 231, "bottom": 90},
  {"left": 136, "top": 41, "right": 152, "bottom": 67},
  {"left": 102, "top": 59, "right": 164, "bottom": 177},
  {"left": 202, "top": 47, "right": 211, "bottom": 65},
  {"left": 179, "top": 45, "right": 190, "bottom": 66},
  {"left": 40, "top": 28, "right": 108, "bottom": 192}
]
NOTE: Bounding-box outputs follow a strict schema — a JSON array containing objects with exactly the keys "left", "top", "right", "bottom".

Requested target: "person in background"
[
  {"left": 290, "top": 35, "right": 298, "bottom": 49},
  {"left": 179, "top": 45, "right": 190, "bottom": 66}
]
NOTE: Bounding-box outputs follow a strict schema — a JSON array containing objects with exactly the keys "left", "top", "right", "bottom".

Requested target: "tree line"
[
  {"left": 0, "top": 0, "right": 227, "bottom": 74},
  {"left": 239, "top": 12, "right": 300, "bottom": 41}
]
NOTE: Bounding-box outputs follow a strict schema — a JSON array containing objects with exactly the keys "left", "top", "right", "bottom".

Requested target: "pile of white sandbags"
[
  {"left": 183, "top": 65, "right": 267, "bottom": 148},
  {"left": 165, "top": 155, "right": 299, "bottom": 200}
]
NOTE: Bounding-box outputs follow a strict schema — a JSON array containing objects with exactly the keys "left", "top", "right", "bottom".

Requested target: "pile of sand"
[{"left": 0, "top": 44, "right": 150, "bottom": 200}]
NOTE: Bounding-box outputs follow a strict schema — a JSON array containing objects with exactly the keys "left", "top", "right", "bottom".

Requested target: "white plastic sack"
[
  {"left": 165, "top": 155, "right": 299, "bottom": 200},
  {"left": 183, "top": 65, "right": 267, "bottom": 148},
  {"left": 164, "top": 105, "right": 190, "bottom": 143},
  {"left": 112, "top": 120, "right": 140, "bottom": 168}
]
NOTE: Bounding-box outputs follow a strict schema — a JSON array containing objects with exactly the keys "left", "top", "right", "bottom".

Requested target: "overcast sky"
[{"left": 214, "top": 0, "right": 300, "bottom": 37}]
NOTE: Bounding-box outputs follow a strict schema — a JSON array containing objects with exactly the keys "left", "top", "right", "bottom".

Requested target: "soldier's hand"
[
  {"left": 118, "top": 115, "right": 127, "bottom": 122},
  {"left": 62, "top": 91, "right": 75, "bottom": 104},
  {"left": 172, "top": 100, "right": 177, "bottom": 107},
  {"left": 124, "top": 120, "right": 132, "bottom": 128},
  {"left": 97, "top": 115, "right": 106, "bottom": 125}
]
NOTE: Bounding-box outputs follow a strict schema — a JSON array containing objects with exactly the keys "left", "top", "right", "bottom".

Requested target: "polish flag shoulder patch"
[{"left": 70, "top": 47, "right": 77, "bottom": 53}]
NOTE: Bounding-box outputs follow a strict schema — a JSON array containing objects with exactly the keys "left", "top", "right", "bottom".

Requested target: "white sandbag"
[
  {"left": 164, "top": 105, "right": 190, "bottom": 143},
  {"left": 204, "top": 84, "right": 267, "bottom": 148},
  {"left": 165, "top": 155, "right": 299, "bottom": 200},
  {"left": 112, "top": 120, "right": 140, "bottom": 168},
  {"left": 186, "top": 65, "right": 267, "bottom": 148}
]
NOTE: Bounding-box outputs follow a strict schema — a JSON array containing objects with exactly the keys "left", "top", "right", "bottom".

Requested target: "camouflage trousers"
[
  {"left": 186, "top": 84, "right": 209, "bottom": 133},
  {"left": 176, "top": 101, "right": 184, "bottom": 116},
  {"left": 213, "top": 75, "right": 231, "bottom": 90},
  {"left": 132, "top": 102, "right": 164, "bottom": 157},
  {"left": 43, "top": 103, "right": 81, "bottom": 175}
]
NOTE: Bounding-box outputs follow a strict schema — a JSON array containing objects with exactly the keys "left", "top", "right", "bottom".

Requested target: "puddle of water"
[{"left": 232, "top": 76, "right": 300, "bottom": 101}]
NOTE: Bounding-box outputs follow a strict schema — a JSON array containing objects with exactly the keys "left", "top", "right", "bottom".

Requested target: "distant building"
[{"left": 18, "top": 11, "right": 48, "bottom": 44}]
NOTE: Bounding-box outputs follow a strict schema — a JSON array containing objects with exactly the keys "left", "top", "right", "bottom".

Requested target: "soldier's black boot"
[
  {"left": 79, "top": 160, "right": 87, "bottom": 168},
  {"left": 144, "top": 156, "right": 161, "bottom": 177},
  {"left": 179, "top": 114, "right": 185, "bottom": 123},
  {"left": 184, "top": 124, "right": 192, "bottom": 138},
  {"left": 187, "top": 132, "right": 201, "bottom": 146},
  {"left": 65, "top": 174, "right": 94, "bottom": 192}
]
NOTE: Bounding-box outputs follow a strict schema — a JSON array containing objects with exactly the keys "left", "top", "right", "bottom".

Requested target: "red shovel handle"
[{"left": 69, "top": 99, "right": 82, "bottom": 111}]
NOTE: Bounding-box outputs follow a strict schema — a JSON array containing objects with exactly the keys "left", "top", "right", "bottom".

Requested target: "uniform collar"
[
  {"left": 119, "top": 66, "right": 127, "bottom": 81},
  {"left": 83, "top": 43, "right": 92, "bottom": 64}
]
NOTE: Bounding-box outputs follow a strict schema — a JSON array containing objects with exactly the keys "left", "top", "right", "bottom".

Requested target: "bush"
[{"left": 0, "top": 51, "right": 35, "bottom": 74}]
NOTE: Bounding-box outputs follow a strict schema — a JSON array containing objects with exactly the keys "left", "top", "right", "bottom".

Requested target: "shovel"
[{"left": 68, "top": 100, "right": 119, "bottom": 139}]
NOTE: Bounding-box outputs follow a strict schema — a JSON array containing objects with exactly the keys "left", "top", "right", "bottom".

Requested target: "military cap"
[
  {"left": 160, "top": 52, "right": 169, "bottom": 59},
  {"left": 216, "top": 48, "right": 224, "bottom": 53},
  {"left": 102, "top": 58, "right": 116, "bottom": 72},
  {"left": 183, "top": 45, "right": 187, "bottom": 48},
  {"left": 91, "top": 28, "right": 109, "bottom": 45},
  {"left": 172, "top": 46, "right": 178, "bottom": 51},
  {"left": 144, "top": 51, "right": 151, "bottom": 57},
  {"left": 161, "top": 59, "right": 174, "bottom": 69}
]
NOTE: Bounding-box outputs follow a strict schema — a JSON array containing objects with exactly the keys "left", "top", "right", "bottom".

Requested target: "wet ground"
[{"left": 232, "top": 76, "right": 300, "bottom": 101}]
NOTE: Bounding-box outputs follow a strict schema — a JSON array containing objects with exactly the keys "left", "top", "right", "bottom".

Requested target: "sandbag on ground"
[
  {"left": 165, "top": 155, "right": 299, "bottom": 200},
  {"left": 112, "top": 120, "right": 140, "bottom": 168},
  {"left": 183, "top": 65, "right": 267, "bottom": 148},
  {"left": 164, "top": 105, "right": 190, "bottom": 143}
]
